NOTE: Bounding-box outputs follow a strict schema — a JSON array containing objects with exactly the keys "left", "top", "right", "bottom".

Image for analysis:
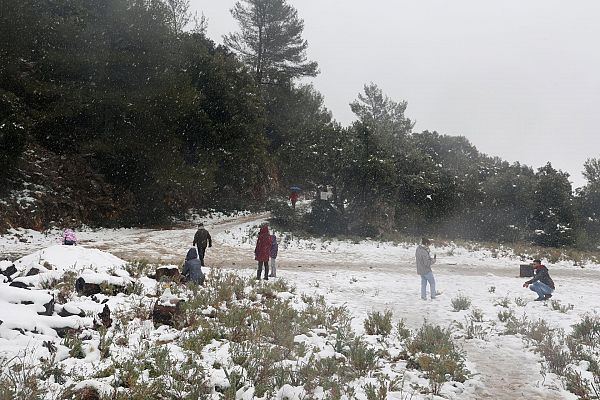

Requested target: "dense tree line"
[{"left": 1, "top": 0, "right": 598, "bottom": 248}]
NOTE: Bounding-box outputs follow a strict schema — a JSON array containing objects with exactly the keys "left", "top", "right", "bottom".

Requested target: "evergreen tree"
[
  {"left": 575, "top": 157, "right": 600, "bottom": 247},
  {"left": 224, "top": 0, "right": 318, "bottom": 85},
  {"left": 582, "top": 158, "right": 600, "bottom": 186},
  {"left": 529, "top": 163, "right": 576, "bottom": 247},
  {"left": 344, "top": 84, "right": 412, "bottom": 234}
]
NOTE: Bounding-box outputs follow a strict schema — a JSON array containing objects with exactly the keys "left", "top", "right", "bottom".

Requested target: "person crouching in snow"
[
  {"left": 63, "top": 229, "right": 77, "bottom": 245},
  {"left": 269, "top": 234, "right": 278, "bottom": 278},
  {"left": 523, "top": 259, "right": 555, "bottom": 301},
  {"left": 254, "top": 224, "right": 272, "bottom": 280},
  {"left": 182, "top": 247, "right": 205, "bottom": 285}
]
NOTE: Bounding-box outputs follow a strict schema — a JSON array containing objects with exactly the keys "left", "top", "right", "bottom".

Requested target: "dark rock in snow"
[
  {"left": 57, "top": 304, "right": 85, "bottom": 318},
  {"left": 26, "top": 267, "right": 40, "bottom": 276},
  {"left": 9, "top": 281, "right": 31, "bottom": 289},
  {"left": 75, "top": 277, "right": 101, "bottom": 297},
  {"left": 55, "top": 326, "right": 80, "bottom": 339},
  {"left": 39, "top": 296, "right": 55, "bottom": 316},
  {"left": 152, "top": 300, "right": 183, "bottom": 327},
  {"left": 0, "top": 264, "right": 17, "bottom": 280},
  {"left": 97, "top": 304, "right": 112, "bottom": 328}
]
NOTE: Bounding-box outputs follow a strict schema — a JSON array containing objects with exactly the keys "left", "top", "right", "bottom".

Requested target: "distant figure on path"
[
  {"left": 289, "top": 191, "right": 299, "bottom": 209},
  {"left": 523, "top": 259, "right": 555, "bottom": 301},
  {"left": 182, "top": 247, "right": 204, "bottom": 285},
  {"left": 63, "top": 229, "right": 77, "bottom": 245},
  {"left": 415, "top": 237, "right": 437, "bottom": 300},
  {"left": 192, "top": 223, "right": 212, "bottom": 266},
  {"left": 269, "top": 234, "right": 278, "bottom": 278},
  {"left": 254, "top": 224, "right": 272, "bottom": 280}
]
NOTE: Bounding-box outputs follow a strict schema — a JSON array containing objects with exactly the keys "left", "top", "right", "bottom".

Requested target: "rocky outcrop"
[{"left": 0, "top": 144, "right": 132, "bottom": 233}]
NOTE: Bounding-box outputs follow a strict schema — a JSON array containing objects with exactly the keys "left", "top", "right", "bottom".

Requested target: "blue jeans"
[
  {"left": 530, "top": 281, "right": 554, "bottom": 299},
  {"left": 421, "top": 272, "right": 436, "bottom": 300}
]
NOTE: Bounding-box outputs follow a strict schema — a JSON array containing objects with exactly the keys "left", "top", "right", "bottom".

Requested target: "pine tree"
[{"left": 224, "top": 0, "right": 318, "bottom": 85}]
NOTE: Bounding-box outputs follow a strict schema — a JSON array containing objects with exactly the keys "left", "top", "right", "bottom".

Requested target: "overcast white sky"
[{"left": 190, "top": 0, "right": 600, "bottom": 188}]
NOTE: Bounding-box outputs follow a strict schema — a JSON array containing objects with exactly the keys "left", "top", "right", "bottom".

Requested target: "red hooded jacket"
[{"left": 254, "top": 225, "right": 272, "bottom": 262}]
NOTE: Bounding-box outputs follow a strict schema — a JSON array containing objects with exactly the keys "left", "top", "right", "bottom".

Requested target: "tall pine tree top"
[{"left": 224, "top": 0, "right": 318, "bottom": 85}]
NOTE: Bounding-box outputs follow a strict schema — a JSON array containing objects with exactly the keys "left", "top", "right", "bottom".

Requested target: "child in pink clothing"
[{"left": 63, "top": 229, "right": 77, "bottom": 245}]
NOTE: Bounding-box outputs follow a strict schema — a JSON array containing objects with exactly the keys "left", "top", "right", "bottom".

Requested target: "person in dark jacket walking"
[
  {"left": 254, "top": 224, "right": 272, "bottom": 280},
  {"left": 192, "top": 223, "right": 212, "bottom": 266},
  {"left": 182, "top": 247, "right": 205, "bottom": 285},
  {"left": 523, "top": 259, "right": 555, "bottom": 301}
]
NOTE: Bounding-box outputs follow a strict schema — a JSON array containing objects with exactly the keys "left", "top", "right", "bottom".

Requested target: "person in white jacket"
[{"left": 415, "top": 238, "right": 437, "bottom": 300}]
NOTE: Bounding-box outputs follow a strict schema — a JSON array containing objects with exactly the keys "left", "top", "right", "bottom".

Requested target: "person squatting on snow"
[
  {"left": 269, "top": 234, "right": 278, "bottom": 278},
  {"left": 192, "top": 223, "right": 212, "bottom": 266},
  {"left": 523, "top": 259, "right": 555, "bottom": 301},
  {"left": 182, "top": 247, "right": 205, "bottom": 285},
  {"left": 63, "top": 229, "right": 77, "bottom": 245},
  {"left": 254, "top": 224, "right": 272, "bottom": 280},
  {"left": 415, "top": 237, "right": 437, "bottom": 300}
]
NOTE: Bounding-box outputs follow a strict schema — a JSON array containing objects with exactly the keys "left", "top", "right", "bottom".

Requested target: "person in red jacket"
[
  {"left": 289, "top": 191, "right": 299, "bottom": 209},
  {"left": 254, "top": 224, "right": 272, "bottom": 280}
]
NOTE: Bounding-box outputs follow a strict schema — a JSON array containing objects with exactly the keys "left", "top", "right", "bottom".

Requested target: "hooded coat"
[
  {"left": 182, "top": 247, "right": 204, "bottom": 284},
  {"left": 254, "top": 226, "right": 272, "bottom": 262},
  {"left": 525, "top": 265, "right": 555, "bottom": 289}
]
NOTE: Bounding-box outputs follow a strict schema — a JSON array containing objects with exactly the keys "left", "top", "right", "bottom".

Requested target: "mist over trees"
[{"left": 1, "top": 0, "right": 598, "bottom": 249}]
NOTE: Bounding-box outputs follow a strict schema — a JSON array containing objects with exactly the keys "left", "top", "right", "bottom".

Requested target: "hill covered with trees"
[{"left": 1, "top": 0, "right": 599, "bottom": 249}]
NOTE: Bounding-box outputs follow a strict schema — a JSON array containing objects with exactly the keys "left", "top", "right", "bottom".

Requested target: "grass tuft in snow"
[
  {"left": 497, "top": 309, "right": 515, "bottom": 323},
  {"left": 550, "top": 299, "right": 574, "bottom": 313}
]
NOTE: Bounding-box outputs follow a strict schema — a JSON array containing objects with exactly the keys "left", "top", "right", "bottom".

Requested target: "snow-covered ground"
[{"left": 1, "top": 211, "right": 599, "bottom": 399}]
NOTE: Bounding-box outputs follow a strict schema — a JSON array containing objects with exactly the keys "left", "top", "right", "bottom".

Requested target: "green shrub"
[
  {"left": 344, "top": 338, "right": 378, "bottom": 376},
  {"left": 363, "top": 310, "right": 393, "bottom": 336},
  {"left": 396, "top": 319, "right": 411, "bottom": 341},
  {"left": 63, "top": 334, "right": 85, "bottom": 359},
  {"left": 408, "top": 322, "right": 467, "bottom": 395},
  {"left": 494, "top": 297, "right": 511, "bottom": 308},
  {"left": 469, "top": 308, "right": 484, "bottom": 322},
  {"left": 451, "top": 294, "right": 471, "bottom": 311},
  {"left": 571, "top": 314, "right": 600, "bottom": 347}
]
